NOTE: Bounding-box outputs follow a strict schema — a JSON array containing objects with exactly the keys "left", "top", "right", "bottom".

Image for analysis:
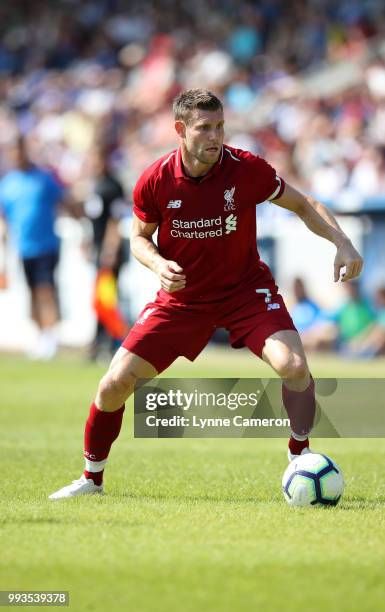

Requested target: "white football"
[{"left": 282, "top": 453, "right": 344, "bottom": 507}]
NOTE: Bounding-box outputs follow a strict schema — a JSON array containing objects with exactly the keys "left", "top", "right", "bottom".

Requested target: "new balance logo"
[
  {"left": 167, "top": 200, "right": 182, "bottom": 208},
  {"left": 224, "top": 186, "right": 236, "bottom": 211},
  {"left": 267, "top": 303, "right": 280, "bottom": 311},
  {"left": 225, "top": 213, "right": 237, "bottom": 234}
]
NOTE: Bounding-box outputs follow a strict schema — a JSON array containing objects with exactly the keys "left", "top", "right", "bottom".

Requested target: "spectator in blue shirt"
[{"left": 0, "top": 136, "right": 65, "bottom": 359}]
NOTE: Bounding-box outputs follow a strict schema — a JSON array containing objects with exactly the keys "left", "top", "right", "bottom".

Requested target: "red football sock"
[
  {"left": 288, "top": 435, "right": 310, "bottom": 455},
  {"left": 282, "top": 376, "right": 315, "bottom": 438},
  {"left": 83, "top": 402, "right": 125, "bottom": 485},
  {"left": 83, "top": 469, "right": 104, "bottom": 486}
]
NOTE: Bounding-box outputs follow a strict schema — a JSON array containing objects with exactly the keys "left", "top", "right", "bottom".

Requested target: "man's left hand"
[{"left": 334, "top": 241, "right": 363, "bottom": 282}]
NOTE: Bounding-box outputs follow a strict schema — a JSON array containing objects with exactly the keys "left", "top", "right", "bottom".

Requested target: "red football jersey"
[{"left": 133, "top": 145, "right": 285, "bottom": 303}]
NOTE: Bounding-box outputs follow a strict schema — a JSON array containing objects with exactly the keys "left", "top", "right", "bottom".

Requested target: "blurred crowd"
[
  {"left": 290, "top": 278, "right": 385, "bottom": 358},
  {"left": 1, "top": 0, "right": 385, "bottom": 359},
  {"left": 1, "top": 0, "right": 385, "bottom": 196}
]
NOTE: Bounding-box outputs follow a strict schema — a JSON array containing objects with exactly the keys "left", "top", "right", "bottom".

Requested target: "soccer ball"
[{"left": 282, "top": 453, "right": 344, "bottom": 507}]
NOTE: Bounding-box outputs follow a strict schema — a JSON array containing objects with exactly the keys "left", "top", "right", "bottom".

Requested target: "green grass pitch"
[{"left": 1, "top": 349, "right": 385, "bottom": 611}]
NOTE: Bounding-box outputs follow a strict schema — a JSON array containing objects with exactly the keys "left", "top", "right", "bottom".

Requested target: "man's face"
[{"left": 178, "top": 108, "right": 225, "bottom": 165}]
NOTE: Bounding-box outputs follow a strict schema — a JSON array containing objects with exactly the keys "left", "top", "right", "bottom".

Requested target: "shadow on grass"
[
  {"left": 0, "top": 516, "right": 72, "bottom": 525},
  {"left": 2, "top": 495, "right": 384, "bottom": 526},
  {"left": 0, "top": 514, "right": 145, "bottom": 526},
  {"left": 340, "top": 497, "right": 385, "bottom": 510},
  {"left": 115, "top": 491, "right": 385, "bottom": 509},
  {"left": 115, "top": 490, "right": 268, "bottom": 504}
]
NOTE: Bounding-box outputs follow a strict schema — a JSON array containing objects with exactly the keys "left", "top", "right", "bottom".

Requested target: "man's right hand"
[{"left": 154, "top": 259, "right": 186, "bottom": 293}]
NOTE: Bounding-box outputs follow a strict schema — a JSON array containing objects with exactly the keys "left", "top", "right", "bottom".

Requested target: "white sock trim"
[
  {"left": 291, "top": 430, "right": 309, "bottom": 442},
  {"left": 85, "top": 458, "right": 108, "bottom": 473}
]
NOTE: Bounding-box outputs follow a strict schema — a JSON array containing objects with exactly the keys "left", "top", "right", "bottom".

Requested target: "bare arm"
[
  {"left": 272, "top": 183, "right": 363, "bottom": 282},
  {"left": 58, "top": 190, "right": 84, "bottom": 220},
  {"left": 130, "top": 214, "right": 186, "bottom": 292}
]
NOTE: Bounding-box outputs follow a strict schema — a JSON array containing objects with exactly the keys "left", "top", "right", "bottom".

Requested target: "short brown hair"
[{"left": 173, "top": 89, "right": 223, "bottom": 123}]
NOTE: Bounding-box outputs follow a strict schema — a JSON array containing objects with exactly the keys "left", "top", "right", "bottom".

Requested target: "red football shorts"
[{"left": 122, "top": 274, "right": 297, "bottom": 373}]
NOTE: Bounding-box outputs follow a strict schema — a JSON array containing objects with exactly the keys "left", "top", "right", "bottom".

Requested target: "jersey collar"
[{"left": 173, "top": 146, "right": 224, "bottom": 182}]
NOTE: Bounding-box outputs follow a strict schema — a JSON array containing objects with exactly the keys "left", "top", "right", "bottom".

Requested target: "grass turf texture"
[{"left": 1, "top": 349, "right": 385, "bottom": 612}]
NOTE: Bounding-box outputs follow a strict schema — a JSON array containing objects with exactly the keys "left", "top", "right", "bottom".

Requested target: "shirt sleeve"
[
  {"left": 45, "top": 172, "right": 65, "bottom": 203},
  {"left": 251, "top": 156, "right": 285, "bottom": 203},
  {"left": 133, "top": 173, "right": 160, "bottom": 223}
]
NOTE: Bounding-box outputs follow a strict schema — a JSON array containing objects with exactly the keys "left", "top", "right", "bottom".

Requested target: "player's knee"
[
  {"left": 275, "top": 353, "right": 308, "bottom": 380},
  {"left": 98, "top": 369, "right": 137, "bottom": 402}
]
